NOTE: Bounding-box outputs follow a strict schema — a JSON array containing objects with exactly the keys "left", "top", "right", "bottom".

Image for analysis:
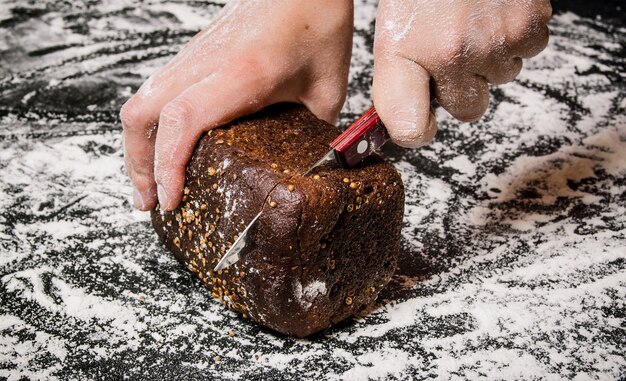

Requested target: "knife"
[
  {"left": 303, "top": 106, "right": 390, "bottom": 175},
  {"left": 213, "top": 106, "right": 390, "bottom": 271}
]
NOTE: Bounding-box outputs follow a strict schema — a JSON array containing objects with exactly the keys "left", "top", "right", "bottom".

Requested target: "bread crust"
[{"left": 151, "top": 104, "right": 404, "bottom": 337}]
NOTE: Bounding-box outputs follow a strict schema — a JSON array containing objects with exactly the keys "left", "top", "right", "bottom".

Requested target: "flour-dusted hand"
[
  {"left": 372, "top": 0, "right": 552, "bottom": 148},
  {"left": 121, "top": 0, "right": 353, "bottom": 211}
]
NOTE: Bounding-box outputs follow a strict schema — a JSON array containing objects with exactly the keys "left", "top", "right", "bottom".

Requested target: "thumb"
[{"left": 372, "top": 54, "right": 437, "bottom": 149}]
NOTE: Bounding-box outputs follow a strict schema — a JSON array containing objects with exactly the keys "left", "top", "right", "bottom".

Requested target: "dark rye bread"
[{"left": 151, "top": 104, "right": 404, "bottom": 337}]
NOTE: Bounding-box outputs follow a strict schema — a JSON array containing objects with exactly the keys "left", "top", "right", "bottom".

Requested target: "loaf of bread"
[{"left": 151, "top": 104, "right": 404, "bottom": 337}]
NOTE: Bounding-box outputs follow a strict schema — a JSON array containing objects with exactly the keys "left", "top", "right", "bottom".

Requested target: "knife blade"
[
  {"left": 213, "top": 211, "right": 262, "bottom": 271},
  {"left": 214, "top": 106, "right": 389, "bottom": 271}
]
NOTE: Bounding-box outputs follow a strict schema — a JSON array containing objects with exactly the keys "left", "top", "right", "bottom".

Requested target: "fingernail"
[
  {"left": 133, "top": 188, "right": 146, "bottom": 210},
  {"left": 157, "top": 184, "right": 168, "bottom": 209}
]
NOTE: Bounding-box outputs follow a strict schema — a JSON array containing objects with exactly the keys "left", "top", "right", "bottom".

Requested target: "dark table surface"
[{"left": 1, "top": 1, "right": 624, "bottom": 380}]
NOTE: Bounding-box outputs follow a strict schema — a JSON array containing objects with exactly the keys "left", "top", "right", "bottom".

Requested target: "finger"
[
  {"left": 434, "top": 74, "right": 490, "bottom": 122},
  {"left": 506, "top": 3, "right": 551, "bottom": 59},
  {"left": 121, "top": 58, "right": 213, "bottom": 136},
  {"left": 120, "top": 96, "right": 159, "bottom": 210},
  {"left": 372, "top": 54, "right": 437, "bottom": 149},
  {"left": 299, "top": 80, "right": 348, "bottom": 125},
  {"left": 299, "top": 17, "right": 353, "bottom": 125},
  {"left": 125, "top": 145, "right": 158, "bottom": 211},
  {"left": 529, "top": 0, "right": 553, "bottom": 25},
  {"left": 154, "top": 69, "right": 275, "bottom": 211},
  {"left": 119, "top": 27, "right": 224, "bottom": 175},
  {"left": 515, "top": 24, "right": 550, "bottom": 59},
  {"left": 482, "top": 57, "right": 523, "bottom": 85},
  {"left": 120, "top": 50, "right": 216, "bottom": 211}
]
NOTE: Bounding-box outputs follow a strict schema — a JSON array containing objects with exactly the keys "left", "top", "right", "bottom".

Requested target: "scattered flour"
[{"left": 0, "top": 3, "right": 624, "bottom": 381}]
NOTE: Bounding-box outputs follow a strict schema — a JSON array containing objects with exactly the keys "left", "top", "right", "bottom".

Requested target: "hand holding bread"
[{"left": 120, "top": 0, "right": 353, "bottom": 211}]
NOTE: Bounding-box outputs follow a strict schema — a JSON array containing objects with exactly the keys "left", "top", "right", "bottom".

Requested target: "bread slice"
[{"left": 151, "top": 104, "right": 404, "bottom": 337}]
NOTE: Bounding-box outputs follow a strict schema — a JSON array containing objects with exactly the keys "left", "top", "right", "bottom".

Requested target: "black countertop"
[{"left": 1, "top": 1, "right": 624, "bottom": 380}]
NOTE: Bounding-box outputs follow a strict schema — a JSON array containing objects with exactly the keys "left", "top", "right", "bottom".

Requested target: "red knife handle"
[{"left": 330, "top": 106, "right": 390, "bottom": 168}]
